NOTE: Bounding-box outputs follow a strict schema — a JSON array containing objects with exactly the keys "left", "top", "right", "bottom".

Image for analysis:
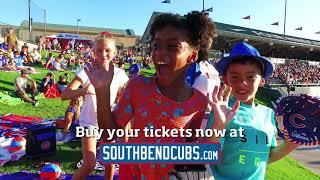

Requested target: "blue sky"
[{"left": 1, "top": 0, "right": 320, "bottom": 40}]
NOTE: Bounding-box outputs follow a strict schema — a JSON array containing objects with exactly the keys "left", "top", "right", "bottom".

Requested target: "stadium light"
[
  {"left": 309, "top": 48, "right": 314, "bottom": 51},
  {"left": 28, "top": 0, "right": 32, "bottom": 42},
  {"left": 76, "top": 19, "right": 81, "bottom": 34},
  {"left": 290, "top": 45, "right": 295, "bottom": 48},
  {"left": 243, "top": 38, "right": 249, "bottom": 42},
  {"left": 269, "top": 42, "right": 274, "bottom": 46}
]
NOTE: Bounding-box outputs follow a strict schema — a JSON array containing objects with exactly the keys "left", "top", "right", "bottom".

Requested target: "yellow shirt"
[{"left": 6, "top": 33, "right": 17, "bottom": 44}]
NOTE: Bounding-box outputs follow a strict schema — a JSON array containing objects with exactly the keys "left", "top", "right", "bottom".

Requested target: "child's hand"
[
  {"left": 207, "top": 84, "right": 240, "bottom": 130},
  {"left": 84, "top": 59, "right": 114, "bottom": 88}
]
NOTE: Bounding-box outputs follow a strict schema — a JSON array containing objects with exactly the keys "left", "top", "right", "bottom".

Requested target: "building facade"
[{"left": 18, "top": 20, "right": 140, "bottom": 49}]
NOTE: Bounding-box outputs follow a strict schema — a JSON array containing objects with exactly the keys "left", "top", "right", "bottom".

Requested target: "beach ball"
[
  {"left": 8, "top": 136, "right": 26, "bottom": 153},
  {"left": 40, "top": 163, "right": 62, "bottom": 180}
]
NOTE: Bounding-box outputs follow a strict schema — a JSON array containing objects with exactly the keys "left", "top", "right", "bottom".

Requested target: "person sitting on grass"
[
  {"left": 13, "top": 50, "right": 36, "bottom": 72},
  {"left": 63, "top": 95, "right": 83, "bottom": 137},
  {"left": 68, "top": 53, "right": 76, "bottom": 67},
  {"left": 14, "top": 69, "right": 39, "bottom": 106},
  {"left": 44, "top": 52, "right": 55, "bottom": 69},
  {"left": 0, "top": 52, "right": 15, "bottom": 71},
  {"left": 39, "top": 72, "right": 56, "bottom": 93},
  {"left": 128, "top": 58, "right": 140, "bottom": 78},
  {"left": 25, "top": 52, "right": 33, "bottom": 64},
  {"left": 141, "top": 55, "right": 151, "bottom": 69},
  {"left": 57, "top": 73, "right": 69, "bottom": 93},
  {"left": 30, "top": 48, "right": 42, "bottom": 64},
  {"left": 53, "top": 54, "right": 65, "bottom": 71}
]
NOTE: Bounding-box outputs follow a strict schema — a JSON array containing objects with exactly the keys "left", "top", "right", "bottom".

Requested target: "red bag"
[{"left": 44, "top": 84, "right": 60, "bottom": 98}]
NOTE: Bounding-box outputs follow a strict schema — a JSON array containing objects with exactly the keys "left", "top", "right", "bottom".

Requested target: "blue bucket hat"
[{"left": 217, "top": 42, "right": 274, "bottom": 78}]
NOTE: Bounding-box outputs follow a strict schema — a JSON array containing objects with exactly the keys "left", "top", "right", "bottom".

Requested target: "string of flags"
[
  {"left": 242, "top": 15, "right": 319, "bottom": 34},
  {"left": 160, "top": 1, "right": 320, "bottom": 34}
]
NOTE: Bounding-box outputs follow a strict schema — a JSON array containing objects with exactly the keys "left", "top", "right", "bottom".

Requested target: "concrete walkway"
[{"left": 290, "top": 145, "right": 320, "bottom": 175}]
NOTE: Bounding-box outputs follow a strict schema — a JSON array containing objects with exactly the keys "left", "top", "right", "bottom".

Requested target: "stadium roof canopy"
[
  {"left": 20, "top": 20, "right": 135, "bottom": 36},
  {"left": 141, "top": 12, "right": 320, "bottom": 61},
  {"left": 0, "top": 22, "right": 15, "bottom": 28}
]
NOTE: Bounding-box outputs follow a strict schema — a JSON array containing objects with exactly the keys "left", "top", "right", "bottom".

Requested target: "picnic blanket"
[
  {"left": 0, "top": 114, "right": 49, "bottom": 166},
  {"left": 0, "top": 171, "right": 116, "bottom": 180},
  {"left": 0, "top": 92, "right": 45, "bottom": 106},
  {"left": 0, "top": 92, "right": 24, "bottom": 106}
]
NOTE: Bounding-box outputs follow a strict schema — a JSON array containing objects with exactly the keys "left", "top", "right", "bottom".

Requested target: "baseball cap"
[
  {"left": 21, "top": 69, "right": 32, "bottom": 75},
  {"left": 217, "top": 42, "right": 274, "bottom": 78}
]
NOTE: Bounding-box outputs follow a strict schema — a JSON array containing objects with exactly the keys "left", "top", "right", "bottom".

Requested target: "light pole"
[
  {"left": 76, "top": 18, "right": 81, "bottom": 34},
  {"left": 44, "top": 9, "right": 47, "bottom": 36},
  {"left": 283, "top": 0, "right": 287, "bottom": 35},
  {"left": 28, "top": 0, "right": 32, "bottom": 42},
  {"left": 203, "top": 0, "right": 205, "bottom": 11}
]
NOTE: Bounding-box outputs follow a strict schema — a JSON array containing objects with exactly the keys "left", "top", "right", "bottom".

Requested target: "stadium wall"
[{"left": 276, "top": 86, "right": 320, "bottom": 97}]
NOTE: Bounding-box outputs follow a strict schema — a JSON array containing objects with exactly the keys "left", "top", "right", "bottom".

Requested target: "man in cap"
[{"left": 14, "top": 69, "right": 39, "bottom": 106}]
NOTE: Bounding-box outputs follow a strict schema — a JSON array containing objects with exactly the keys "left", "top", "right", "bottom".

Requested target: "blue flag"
[
  {"left": 242, "top": 15, "right": 250, "bottom": 20},
  {"left": 204, "top": 7, "right": 213, "bottom": 12}
]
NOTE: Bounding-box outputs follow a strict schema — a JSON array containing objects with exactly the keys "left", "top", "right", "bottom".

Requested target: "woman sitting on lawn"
[
  {"left": 53, "top": 54, "right": 65, "bottom": 71},
  {"left": 63, "top": 95, "right": 83, "bottom": 136},
  {"left": 39, "top": 72, "right": 56, "bottom": 93},
  {"left": 44, "top": 53, "right": 55, "bottom": 69}
]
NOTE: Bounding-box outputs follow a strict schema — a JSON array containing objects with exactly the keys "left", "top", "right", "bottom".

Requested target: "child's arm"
[
  {"left": 268, "top": 140, "right": 300, "bottom": 164},
  {"left": 95, "top": 87, "right": 119, "bottom": 133},
  {"left": 63, "top": 108, "right": 74, "bottom": 134},
  {"left": 85, "top": 62, "right": 121, "bottom": 141},
  {"left": 60, "top": 76, "right": 94, "bottom": 100}
]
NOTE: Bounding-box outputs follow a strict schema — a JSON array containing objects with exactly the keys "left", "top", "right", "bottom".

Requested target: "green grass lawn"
[{"left": 0, "top": 58, "right": 319, "bottom": 179}]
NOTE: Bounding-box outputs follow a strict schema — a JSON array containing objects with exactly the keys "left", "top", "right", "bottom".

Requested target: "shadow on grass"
[
  {"left": 0, "top": 86, "right": 13, "bottom": 92},
  {"left": 0, "top": 79, "right": 14, "bottom": 86}
]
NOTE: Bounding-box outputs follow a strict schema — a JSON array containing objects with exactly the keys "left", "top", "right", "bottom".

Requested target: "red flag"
[{"left": 242, "top": 15, "right": 251, "bottom": 20}]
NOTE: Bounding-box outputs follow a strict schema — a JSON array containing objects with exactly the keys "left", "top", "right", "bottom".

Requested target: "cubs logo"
[
  {"left": 41, "top": 141, "right": 51, "bottom": 150},
  {"left": 289, "top": 114, "right": 306, "bottom": 128}
]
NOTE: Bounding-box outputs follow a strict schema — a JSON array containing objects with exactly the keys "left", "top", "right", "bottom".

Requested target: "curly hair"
[{"left": 149, "top": 11, "right": 216, "bottom": 62}]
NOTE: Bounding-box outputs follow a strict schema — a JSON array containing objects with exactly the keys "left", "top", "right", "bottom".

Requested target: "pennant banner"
[
  {"left": 205, "top": 7, "right": 213, "bottom": 12},
  {"left": 161, "top": 0, "right": 170, "bottom": 3},
  {"left": 242, "top": 15, "right": 251, "bottom": 20},
  {"left": 271, "top": 22, "right": 279, "bottom": 26},
  {"left": 295, "top": 27, "right": 303, "bottom": 30}
]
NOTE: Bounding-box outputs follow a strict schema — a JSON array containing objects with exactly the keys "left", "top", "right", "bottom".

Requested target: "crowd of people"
[
  {"left": 271, "top": 59, "right": 320, "bottom": 85},
  {"left": 0, "top": 11, "right": 315, "bottom": 180}
]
